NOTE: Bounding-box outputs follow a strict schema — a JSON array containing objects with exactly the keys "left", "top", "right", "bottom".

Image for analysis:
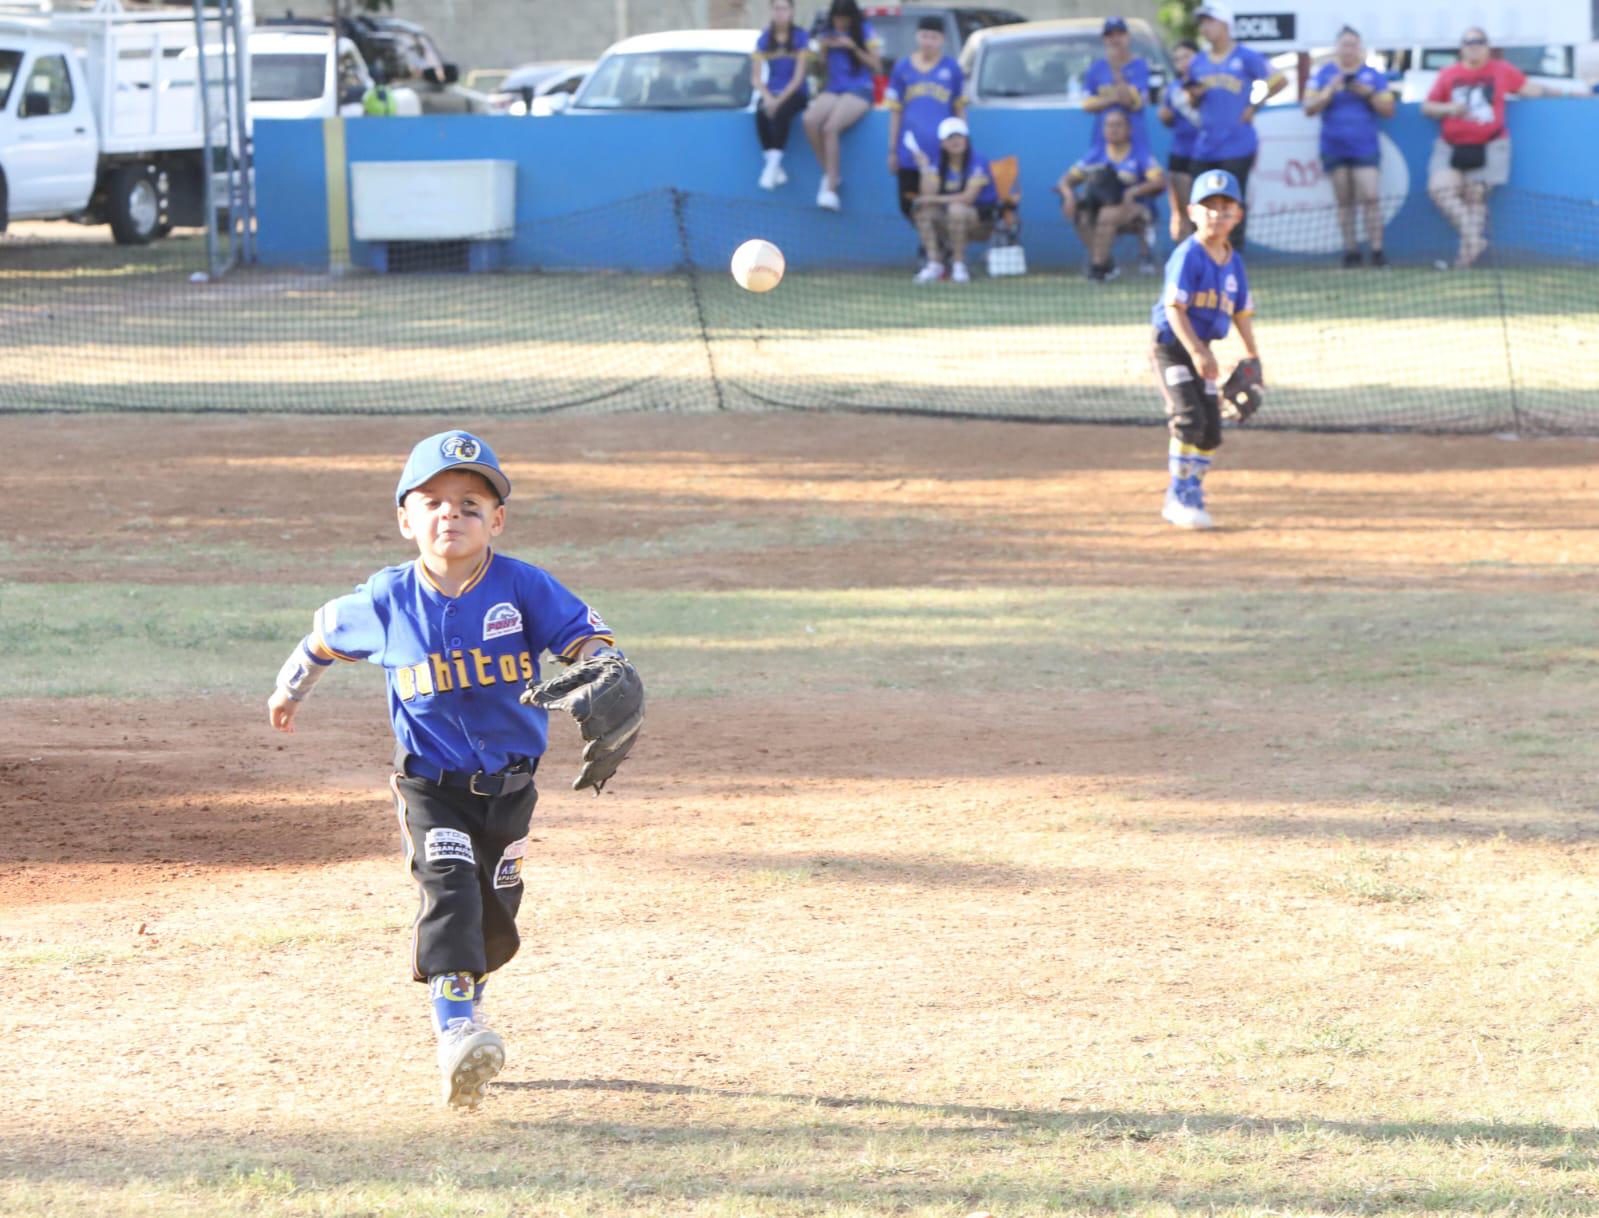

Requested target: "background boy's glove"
[
  {"left": 520, "top": 648, "right": 644, "bottom": 793},
  {"left": 1220, "top": 357, "right": 1265, "bottom": 423}
]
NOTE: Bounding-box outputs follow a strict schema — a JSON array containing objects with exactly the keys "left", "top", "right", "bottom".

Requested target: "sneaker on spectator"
[
  {"left": 759, "top": 162, "right": 778, "bottom": 191},
  {"left": 1089, "top": 262, "right": 1121, "bottom": 283},
  {"left": 817, "top": 185, "right": 841, "bottom": 211},
  {"left": 913, "top": 261, "right": 946, "bottom": 284},
  {"left": 1342, "top": 250, "right": 1363, "bottom": 268},
  {"left": 773, "top": 164, "right": 788, "bottom": 187},
  {"left": 949, "top": 261, "right": 971, "bottom": 284},
  {"left": 1138, "top": 257, "right": 1157, "bottom": 275},
  {"left": 1370, "top": 250, "right": 1389, "bottom": 269}
]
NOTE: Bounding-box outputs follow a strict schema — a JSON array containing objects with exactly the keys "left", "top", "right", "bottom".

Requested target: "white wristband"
[{"left": 276, "top": 638, "right": 332, "bottom": 702}]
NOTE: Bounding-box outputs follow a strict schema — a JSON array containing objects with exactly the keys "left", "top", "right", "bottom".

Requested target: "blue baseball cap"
[
  {"left": 1102, "top": 16, "right": 1128, "bottom": 35},
  {"left": 1190, "top": 168, "right": 1244, "bottom": 204},
  {"left": 396, "top": 430, "right": 512, "bottom": 505}
]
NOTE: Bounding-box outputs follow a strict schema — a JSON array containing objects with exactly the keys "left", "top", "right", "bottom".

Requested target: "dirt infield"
[{"left": 6, "top": 413, "right": 1599, "bottom": 1216}]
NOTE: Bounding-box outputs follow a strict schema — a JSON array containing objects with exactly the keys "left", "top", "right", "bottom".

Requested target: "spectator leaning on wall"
[
  {"left": 1056, "top": 108, "right": 1165, "bottom": 282},
  {"left": 1303, "top": 25, "right": 1396, "bottom": 268},
  {"left": 753, "top": 0, "right": 812, "bottom": 190},
  {"left": 363, "top": 61, "right": 399, "bottom": 116},
  {"left": 803, "top": 0, "right": 884, "bottom": 211},
  {"left": 1186, "top": 0, "right": 1285, "bottom": 251},
  {"left": 886, "top": 16, "right": 965, "bottom": 245},
  {"left": 1083, "top": 17, "right": 1151, "bottom": 156},
  {"left": 1421, "top": 27, "right": 1563, "bottom": 270}
]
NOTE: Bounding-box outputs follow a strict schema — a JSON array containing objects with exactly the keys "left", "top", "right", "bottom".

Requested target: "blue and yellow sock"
[
  {"left": 429, "top": 972, "right": 476, "bottom": 1034},
  {"left": 1190, "top": 449, "right": 1214, "bottom": 501},
  {"left": 1167, "top": 439, "right": 1202, "bottom": 501}
]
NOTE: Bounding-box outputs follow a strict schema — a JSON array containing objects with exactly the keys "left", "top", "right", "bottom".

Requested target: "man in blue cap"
[
  {"left": 266, "top": 430, "right": 644, "bottom": 1108},
  {"left": 1083, "top": 16, "right": 1151, "bottom": 157},
  {"left": 1149, "top": 170, "right": 1262, "bottom": 529}
]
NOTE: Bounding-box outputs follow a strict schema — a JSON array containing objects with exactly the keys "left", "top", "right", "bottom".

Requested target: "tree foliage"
[{"left": 1157, "top": 0, "right": 1199, "bottom": 43}]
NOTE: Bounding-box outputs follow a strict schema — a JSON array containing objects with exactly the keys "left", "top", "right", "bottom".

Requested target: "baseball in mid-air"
[{"left": 731, "top": 238, "right": 785, "bottom": 293}]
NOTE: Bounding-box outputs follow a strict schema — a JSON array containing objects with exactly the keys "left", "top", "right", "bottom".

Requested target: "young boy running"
[
  {"left": 1151, "top": 169, "right": 1261, "bottom": 529},
  {"left": 266, "top": 430, "right": 644, "bottom": 1108}
]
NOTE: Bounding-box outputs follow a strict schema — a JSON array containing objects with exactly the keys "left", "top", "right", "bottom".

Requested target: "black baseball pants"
[
  {"left": 1153, "top": 337, "right": 1222, "bottom": 451},
  {"left": 390, "top": 768, "right": 537, "bottom": 982}
]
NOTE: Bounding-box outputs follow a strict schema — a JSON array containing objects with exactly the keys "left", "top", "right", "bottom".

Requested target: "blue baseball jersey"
[
  {"left": 1083, "top": 55, "right": 1150, "bottom": 154},
  {"left": 1070, "top": 143, "right": 1163, "bottom": 193},
  {"left": 1190, "top": 45, "right": 1279, "bottom": 161},
  {"left": 311, "top": 549, "right": 612, "bottom": 774},
  {"left": 886, "top": 54, "right": 963, "bottom": 168},
  {"left": 1151, "top": 237, "right": 1253, "bottom": 344},
  {"left": 934, "top": 151, "right": 997, "bottom": 206},
  {"left": 1310, "top": 61, "right": 1391, "bottom": 162},
  {"left": 1162, "top": 80, "right": 1200, "bottom": 158},
  {"left": 819, "top": 20, "right": 880, "bottom": 94},
  {"left": 756, "top": 27, "right": 810, "bottom": 96}
]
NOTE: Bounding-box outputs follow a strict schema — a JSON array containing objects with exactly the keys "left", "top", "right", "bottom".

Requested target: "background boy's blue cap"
[
  {"left": 396, "top": 431, "right": 512, "bottom": 505},
  {"left": 1102, "top": 16, "right": 1128, "bottom": 34},
  {"left": 1190, "top": 168, "right": 1244, "bottom": 204}
]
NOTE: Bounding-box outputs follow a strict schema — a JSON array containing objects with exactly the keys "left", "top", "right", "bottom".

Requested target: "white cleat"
[
  {"left": 949, "top": 261, "right": 971, "bottom": 284},
  {"left": 1162, "top": 491, "right": 1213, "bottom": 530},
  {"left": 913, "top": 261, "right": 946, "bottom": 284},
  {"left": 758, "top": 163, "right": 778, "bottom": 191},
  {"left": 437, "top": 1020, "right": 504, "bottom": 1110}
]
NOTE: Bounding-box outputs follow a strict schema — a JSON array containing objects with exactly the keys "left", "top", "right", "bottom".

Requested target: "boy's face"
[
  {"left": 1189, "top": 195, "right": 1242, "bottom": 241},
  {"left": 397, "top": 469, "right": 505, "bottom": 563}
]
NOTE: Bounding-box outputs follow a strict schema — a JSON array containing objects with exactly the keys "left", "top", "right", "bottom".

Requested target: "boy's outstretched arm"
[{"left": 266, "top": 632, "right": 338, "bottom": 733}]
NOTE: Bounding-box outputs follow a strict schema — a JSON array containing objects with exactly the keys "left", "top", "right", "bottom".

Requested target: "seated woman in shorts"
[
  {"left": 802, "top": 0, "right": 883, "bottom": 210},
  {"left": 906, "top": 116, "right": 997, "bottom": 284},
  {"left": 1056, "top": 109, "right": 1165, "bottom": 281},
  {"left": 1304, "top": 26, "right": 1395, "bottom": 267}
]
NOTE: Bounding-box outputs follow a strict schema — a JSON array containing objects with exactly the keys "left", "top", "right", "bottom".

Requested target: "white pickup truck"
[
  {"left": 0, "top": 5, "right": 237, "bottom": 244},
  {"left": 249, "top": 26, "right": 418, "bottom": 120}
]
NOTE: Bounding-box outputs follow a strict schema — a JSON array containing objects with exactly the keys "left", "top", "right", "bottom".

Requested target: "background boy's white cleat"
[
  {"left": 1162, "top": 491, "right": 1213, "bottom": 530},
  {"left": 437, "top": 1020, "right": 504, "bottom": 1109},
  {"left": 913, "top": 262, "right": 946, "bottom": 284},
  {"left": 949, "top": 261, "right": 971, "bottom": 283}
]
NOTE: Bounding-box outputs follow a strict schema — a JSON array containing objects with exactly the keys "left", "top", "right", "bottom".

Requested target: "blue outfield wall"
[{"left": 255, "top": 99, "right": 1599, "bottom": 271}]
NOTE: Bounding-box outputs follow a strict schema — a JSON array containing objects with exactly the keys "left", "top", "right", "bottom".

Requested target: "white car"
[
  {"left": 1386, "top": 42, "right": 1597, "bottom": 102},
  {"left": 486, "top": 60, "right": 592, "bottom": 116},
  {"left": 563, "top": 29, "right": 759, "bottom": 113},
  {"left": 959, "top": 17, "right": 1174, "bottom": 107},
  {"left": 250, "top": 27, "right": 420, "bottom": 120}
]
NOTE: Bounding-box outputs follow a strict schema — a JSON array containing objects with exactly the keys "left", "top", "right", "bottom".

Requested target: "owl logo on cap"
[
  {"left": 440, "top": 434, "right": 481, "bottom": 461},
  {"left": 1205, "top": 172, "right": 1227, "bottom": 194}
]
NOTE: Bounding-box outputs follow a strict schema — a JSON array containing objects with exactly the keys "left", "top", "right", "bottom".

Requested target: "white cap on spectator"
[
  {"left": 1195, "top": 1, "right": 1233, "bottom": 25},
  {"left": 937, "top": 116, "right": 970, "bottom": 141}
]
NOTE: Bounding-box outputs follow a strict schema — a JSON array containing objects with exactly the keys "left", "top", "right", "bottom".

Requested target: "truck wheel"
[{"left": 107, "top": 164, "right": 167, "bottom": 245}]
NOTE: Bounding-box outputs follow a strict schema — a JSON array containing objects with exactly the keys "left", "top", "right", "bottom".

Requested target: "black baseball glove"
[
  {"left": 1220, "top": 357, "right": 1265, "bottom": 423},
  {"left": 521, "top": 648, "right": 644, "bottom": 794}
]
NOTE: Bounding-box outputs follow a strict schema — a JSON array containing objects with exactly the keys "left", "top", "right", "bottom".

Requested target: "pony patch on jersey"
[
  {"left": 482, "top": 602, "right": 523, "bottom": 642},
  {"left": 441, "top": 433, "right": 481, "bottom": 461},
  {"left": 493, "top": 837, "right": 528, "bottom": 889},
  {"left": 425, "top": 827, "right": 475, "bottom": 865}
]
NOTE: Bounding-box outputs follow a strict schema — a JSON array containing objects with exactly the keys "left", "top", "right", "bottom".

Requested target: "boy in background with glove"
[
  {"left": 1150, "top": 168, "right": 1264, "bottom": 530},
  {"left": 266, "top": 430, "right": 644, "bottom": 1109}
]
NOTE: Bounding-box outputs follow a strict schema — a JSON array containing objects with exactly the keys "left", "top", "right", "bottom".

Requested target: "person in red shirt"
[{"left": 1422, "top": 27, "right": 1558, "bottom": 268}]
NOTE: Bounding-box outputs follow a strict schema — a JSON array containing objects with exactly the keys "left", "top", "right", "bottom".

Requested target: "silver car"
[{"left": 960, "top": 17, "right": 1174, "bottom": 107}]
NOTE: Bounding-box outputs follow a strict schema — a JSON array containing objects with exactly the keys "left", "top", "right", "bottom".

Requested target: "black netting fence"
[{"left": 3, "top": 186, "right": 1597, "bottom": 432}]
